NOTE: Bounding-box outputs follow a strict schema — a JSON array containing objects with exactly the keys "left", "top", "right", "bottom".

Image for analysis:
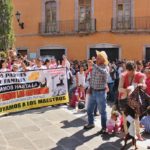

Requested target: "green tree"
[{"left": 0, "top": 0, "right": 14, "bottom": 50}]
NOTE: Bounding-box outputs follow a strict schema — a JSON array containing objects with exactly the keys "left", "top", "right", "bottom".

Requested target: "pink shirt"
[{"left": 49, "top": 63, "right": 57, "bottom": 69}]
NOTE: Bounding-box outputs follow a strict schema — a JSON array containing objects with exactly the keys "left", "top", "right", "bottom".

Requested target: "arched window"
[
  {"left": 45, "top": 0, "right": 57, "bottom": 32},
  {"left": 78, "top": 0, "right": 91, "bottom": 31}
]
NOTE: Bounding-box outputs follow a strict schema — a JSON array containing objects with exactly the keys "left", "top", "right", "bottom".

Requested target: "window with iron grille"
[
  {"left": 45, "top": 0, "right": 57, "bottom": 33},
  {"left": 116, "top": 0, "right": 132, "bottom": 30},
  {"left": 78, "top": 0, "right": 91, "bottom": 31}
]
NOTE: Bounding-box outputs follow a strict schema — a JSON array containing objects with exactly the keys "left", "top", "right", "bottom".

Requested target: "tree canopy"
[{"left": 0, "top": 0, "right": 14, "bottom": 50}]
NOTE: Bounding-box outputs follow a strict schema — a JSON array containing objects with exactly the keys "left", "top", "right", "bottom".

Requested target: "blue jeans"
[
  {"left": 87, "top": 90, "right": 107, "bottom": 128},
  {"left": 108, "top": 82, "right": 115, "bottom": 102}
]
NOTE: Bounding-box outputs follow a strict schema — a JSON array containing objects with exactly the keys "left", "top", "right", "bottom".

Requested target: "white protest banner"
[{"left": 0, "top": 68, "right": 69, "bottom": 115}]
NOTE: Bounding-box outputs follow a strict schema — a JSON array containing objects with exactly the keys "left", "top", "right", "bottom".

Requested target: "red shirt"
[
  {"left": 118, "top": 71, "right": 145, "bottom": 99},
  {"left": 146, "top": 77, "right": 150, "bottom": 95},
  {"left": 85, "top": 67, "right": 92, "bottom": 78},
  {"left": 123, "top": 71, "right": 145, "bottom": 88}
]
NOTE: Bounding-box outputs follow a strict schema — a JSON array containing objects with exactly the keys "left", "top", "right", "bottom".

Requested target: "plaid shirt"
[{"left": 90, "top": 64, "right": 108, "bottom": 90}]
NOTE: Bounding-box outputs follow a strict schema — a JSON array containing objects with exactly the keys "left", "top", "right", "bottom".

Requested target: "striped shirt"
[
  {"left": 141, "top": 116, "right": 150, "bottom": 133},
  {"left": 90, "top": 64, "right": 108, "bottom": 90}
]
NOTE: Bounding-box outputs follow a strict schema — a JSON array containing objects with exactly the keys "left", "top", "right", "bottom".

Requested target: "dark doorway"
[
  {"left": 145, "top": 47, "right": 150, "bottom": 61},
  {"left": 17, "top": 49, "right": 28, "bottom": 57},
  {"left": 40, "top": 49, "right": 65, "bottom": 61},
  {"left": 89, "top": 48, "right": 119, "bottom": 62}
]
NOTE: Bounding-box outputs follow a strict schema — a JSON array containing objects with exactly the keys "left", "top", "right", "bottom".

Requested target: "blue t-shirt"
[{"left": 141, "top": 116, "right": 150, "bottom": 133}]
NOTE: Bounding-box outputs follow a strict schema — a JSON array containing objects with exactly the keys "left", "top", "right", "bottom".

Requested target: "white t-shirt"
[
  {"left": 77, "top": 72, "right": 85, "bottom": 87},
  {"left": 118, "top": 67, "right": 123, "bottom": 78},
  {"left": 67, "top": 69, "right": 73, "bottom": 80},
  {"left": 49, "top": 63, "right": 57, "bottom": 69},
  {"left": 0, "top": 68, "right": 9, "bottom": 72},
  {"left": 57, "top": 65, "right": 62, "bottom": 68},
  {"left": 65, "top": 60, "right": 70, "bottom": 69},
  {"left": 26, "top": 66, "right": 33, "bottom": 70},
  {"left": 32, "top": 65, "right": 47, "bottom": 70}
]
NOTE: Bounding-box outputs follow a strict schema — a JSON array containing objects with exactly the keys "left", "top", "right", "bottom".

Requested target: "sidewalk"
[{"left": 0, "top": 104, "right": 149, "bottom": 150}]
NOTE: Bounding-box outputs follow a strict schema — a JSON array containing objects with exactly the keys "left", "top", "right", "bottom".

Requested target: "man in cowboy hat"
[{"left": 84, "top": 50, "right": 109, "bottom": 134}]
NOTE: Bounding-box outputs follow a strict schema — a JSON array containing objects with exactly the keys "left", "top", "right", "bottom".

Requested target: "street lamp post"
[{"left": 15, "top": 11, "right": 24, "bottom": 29}]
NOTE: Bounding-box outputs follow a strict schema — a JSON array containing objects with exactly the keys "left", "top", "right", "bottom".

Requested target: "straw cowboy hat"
[{"left": 96, "top": 50, "right": 109, "bottom": 65}]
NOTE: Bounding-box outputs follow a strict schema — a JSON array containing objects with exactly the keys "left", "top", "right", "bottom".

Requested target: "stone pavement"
[{"left": 0, "top": 104, "right": 149, "bottom": 150}]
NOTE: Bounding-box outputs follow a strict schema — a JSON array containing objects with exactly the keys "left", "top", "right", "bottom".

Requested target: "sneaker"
[
  {"left": 97, "top": 128, "right": 107, "bottom": 134},
  {"left": 84, "top": 124, "right": 95, "bottom": 130}
]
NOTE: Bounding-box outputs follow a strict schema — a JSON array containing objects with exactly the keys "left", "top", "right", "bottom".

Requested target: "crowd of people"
[
  {"left": 0, "top": 49, "right": 150, "bottom": 149},
  {"left": 0, "top": 49, "right": 71, "bottom": 72},
  {"left": 67, "top": 52, "right": 150, "bottom": 149}
]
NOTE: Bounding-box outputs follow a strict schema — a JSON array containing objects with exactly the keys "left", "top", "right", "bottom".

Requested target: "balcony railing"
[
  {"left": 112, "top": 17, "right": 150, "bottom": 32},
  {"left": 39, "top": 19, "right": 96, "bottom": 35}
]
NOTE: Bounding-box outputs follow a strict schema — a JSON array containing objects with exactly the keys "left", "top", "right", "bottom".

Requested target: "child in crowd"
[
  {"left": 70, "top": 85, "right": 85, "bottom": 108},
  {"left": 140, "top": 106, "right": 150, "bottom": 133},
  {"left": 76, "top": 65, "right": 86, "bottom": 88},
  {"left": 122, "top": 106, "right": 137, "bottom": 150},
  {"left": 106, "top": 111, "right": 123, "bottom": 134},
  {"left": 70, "top": 65, "right": 86, "bottom": 109}
]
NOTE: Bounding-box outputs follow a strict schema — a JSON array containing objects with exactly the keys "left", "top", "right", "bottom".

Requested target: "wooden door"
[
  {"left": 90, "top": 48, "right": 119, "bottom": 62},
  {"left": 146, "top": 47, "right": 150, "bottom": 61},
  {"left": 40, "top": 49, "right": 65, "bottom": 61}
]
